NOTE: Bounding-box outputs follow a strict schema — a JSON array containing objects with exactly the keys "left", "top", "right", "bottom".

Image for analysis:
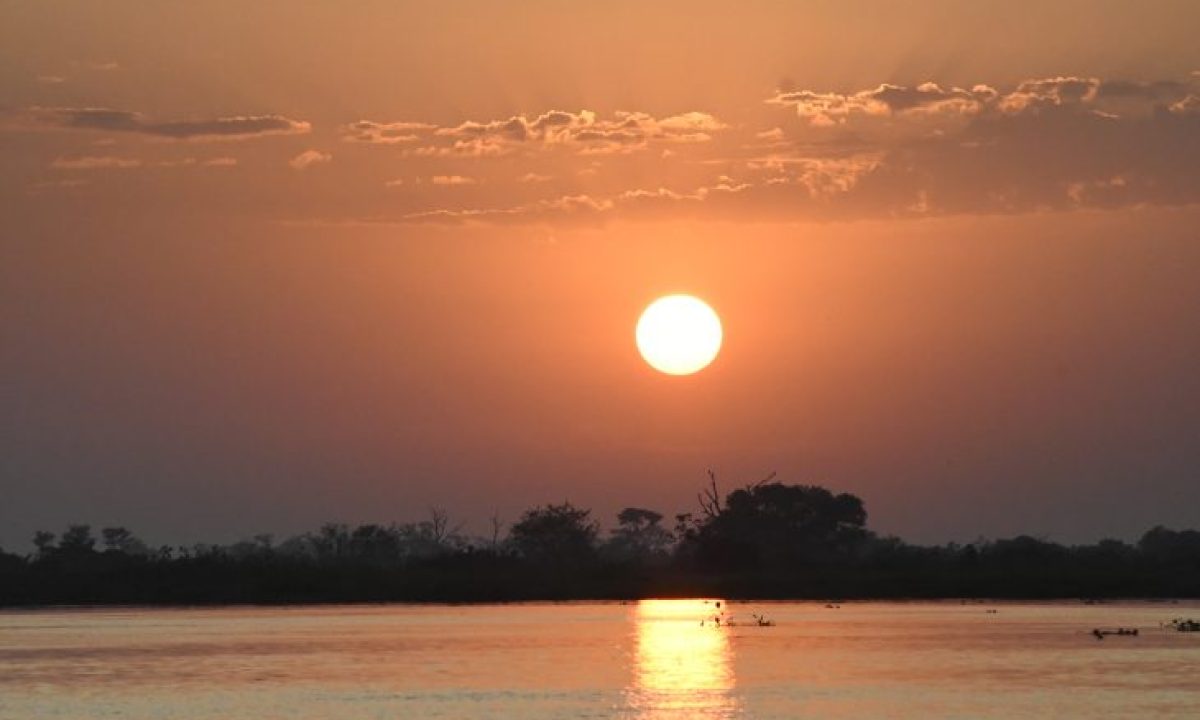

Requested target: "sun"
[{"left": 636, "top": 295, "right": 723, "bottom": 376}]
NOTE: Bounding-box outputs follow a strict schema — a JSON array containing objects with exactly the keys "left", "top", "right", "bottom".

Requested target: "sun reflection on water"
[{"left": 626, "top": 599, "right": 739, "bottom": 719}]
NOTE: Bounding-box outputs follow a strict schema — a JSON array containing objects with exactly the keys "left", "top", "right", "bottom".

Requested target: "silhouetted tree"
[
  {"left": 349, "top": 524, "right": 400, "bottom": 562},
  {"left": 606, "top": 508, "right": 674, "bottom": 562},
  {"left": 0, "top": 547, "right": 22, "bottom": 571},
  {"left": 984, "top": 535, "right": 1067, "bottom": 566},
  {"left": 682, "top": 481, "right": 869, "bottom": 570},
  {"left": 58, "top": 525, "right": 96, "bottom": 554},
  {"left": 310, "top": 523, "right": 350, "bottom": 560},
  {"left": 102, "top": 527, "right": 132, "bottom": 552},
  {"left": 509, "top": 502, "right": 598, "bottom": 565},
  {"left": 1139, "top": 526, "right": 1200, "bottom": 566},
  {"left": 488, "top": 512, "right": 505, "bottom": 552},
  {"left": 5, "top": 483, "right": 1200, "bottom": 605},
  {"left": 100, "top": 527, "right": 149, "bottom": 555},
  {"left": 396, "top": 514, "right": 464, "bottom": 559},
  {"left": 32, "top": 531, "right": 56, "bottom": 558},
  {"left": 427, "top": 508, "right": 452, "bottom": 545}
]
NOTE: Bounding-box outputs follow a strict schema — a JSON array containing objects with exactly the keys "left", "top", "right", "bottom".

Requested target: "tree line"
[{"left": 2, "top": 474, "right": 1198, "bottom": 605}]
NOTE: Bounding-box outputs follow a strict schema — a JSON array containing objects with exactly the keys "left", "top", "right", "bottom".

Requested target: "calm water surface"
[{"left": 1, "top": 600, "right": 1197, "bottom": 719}]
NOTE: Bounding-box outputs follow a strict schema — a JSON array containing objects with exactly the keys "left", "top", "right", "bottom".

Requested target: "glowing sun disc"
[{"left": 636, "top": 295, "right": 723, "bottom": 375}]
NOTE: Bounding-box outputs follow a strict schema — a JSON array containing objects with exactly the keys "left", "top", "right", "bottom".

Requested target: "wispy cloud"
[
  {"left": 342, "top": 120, "right": 433, "bottom": 144},
  {"left": 348, "top": 109, "right": 727, "bottom": 157},
  {"left": 27, "top": 107, "right": 311, "bottom": 140},
  {"left": 391, "top": 74, "right": 1200, "bottom": 225},
  {"left": 428, "top": 110, "right": 726, "bottom": 156},
  {"left": 30, "top": 178, "right": 90, "bottom": 191},
  {"left": 403, "top": 179, "right": 752, "bottom": 225},
  {"left": 431, "top": 174, "right": 477, "bottom": 185},
  {"left": 19, "top": 74, "right": 1198, "bottom": 227},
  {"left": 289, "top": 149, "right": 332, "bottom": 170},
  {"left": 768, "top": 82, "right": 997, "bottom": 127},
  {"left": 51, "top": 155, "right": 142, "bottom": 170},
  {"left": 768, "top": 76, "right": 1198, "bottom": 126},
  {"left": 49, "top": 154, "right": 241, "bottom": 171}
]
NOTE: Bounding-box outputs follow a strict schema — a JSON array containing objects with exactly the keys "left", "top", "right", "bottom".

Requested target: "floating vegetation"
[
  {"left": 700, "top": 605, "right": 775, "bottom": 628},
  {"left": 1167, "top": 618, "right": 1200, "bottom": 632}
]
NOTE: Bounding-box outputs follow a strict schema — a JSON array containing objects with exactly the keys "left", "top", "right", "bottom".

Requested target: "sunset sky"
[{"left": 3, "top": 1, "right": 1199, "bottom": 549}]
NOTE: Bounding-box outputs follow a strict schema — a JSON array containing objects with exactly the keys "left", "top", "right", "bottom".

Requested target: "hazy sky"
[{"left": 3, "top": 1, "right": 1199, "bottom": 550}]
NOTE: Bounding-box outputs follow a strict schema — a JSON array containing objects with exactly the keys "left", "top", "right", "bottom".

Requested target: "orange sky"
[{"left": 2, "top": 1, "right": 1199, "bottom": 548}]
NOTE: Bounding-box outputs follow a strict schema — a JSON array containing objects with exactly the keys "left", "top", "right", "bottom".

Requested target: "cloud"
[
  {"left": 154, "top": 157, "right": 238, "bottom": 168},
  {"left": 403, "top": 176, "right": 759, "bottom": 225},
  {"left": 656, "top": 111, "right": 727, "bottom": 133},
  {"left": 749, "top": 74, "right": 1200, "bottom": 217},
  {"left": 770, "top": 76, "right": 1197, "bottom": 126},
  {"left": 768, "top": 82, "right": 996, "bottom": 126},
  {"left": 337, "top": 108, "right": 726, "bottom": 157},
  {"left": 289, "top": 149, "right": 332, "bottom": 170},
  {"left": 400, "top": 175, "right": 778, "bottom": 227},
  {"left": 396, "top": 73, "right": 1200, "bottom": 225},
  {"left": 1095, "top": 79, "right": 1189, "bottom": 102},
  {"left": 26, "top": 76, "right": 1192, "bottom": 227},
  {"left": 342, "top": 120, "right": 433, "bottom": 144},
  {"left": 51, "top": 155, "right": 142, "bottom": 170},
  {"left": 743, "top": 154, "right": 885, "bottom": 197},
  {"left": 30, "top": 178, "right": 90, "bottom": 191},
  {"left": 996, "top": 76, "right": 1100, "bottom": 114},
  {"left": 29, "top": 107, "right": 311, "bottom": 140},
  {"left": 404, "top": 193, "right": 615, "bottom": 224},
  {"left": 431, "top": 174, "right": 477, "bottom": 185},
  {"left": 1170, "top": 95, "right": 1200, "bottom": 115},
  {"left": 49, "top": 154, "right": 239, "bottom": 171},
  {"left": 402, "top": 109, "right": 726, "bottom": 156}
]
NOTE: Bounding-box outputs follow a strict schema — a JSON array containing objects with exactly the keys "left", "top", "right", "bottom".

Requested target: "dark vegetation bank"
[{"left": 3, "top": 474, "right": 1198, "bottom": 605}]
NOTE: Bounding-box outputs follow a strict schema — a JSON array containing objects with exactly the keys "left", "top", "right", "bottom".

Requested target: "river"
[{"left": 1, "top": 600, "right": 1197, "bottom": 718}]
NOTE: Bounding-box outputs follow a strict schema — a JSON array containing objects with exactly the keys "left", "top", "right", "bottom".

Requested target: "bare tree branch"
[
  {"left": 751, "top": 471, "right": 777, "bottom": 490},
  {"left": 698, "top": 469, "right": 723, "bottom": 518},
  {"left": 489, "top": 512, "right": 505, "bottom": 551}
]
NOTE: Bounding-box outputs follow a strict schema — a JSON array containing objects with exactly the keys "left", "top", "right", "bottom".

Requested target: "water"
[{"left": 1, "top": 600, "right": 1197, "bottom": 719}]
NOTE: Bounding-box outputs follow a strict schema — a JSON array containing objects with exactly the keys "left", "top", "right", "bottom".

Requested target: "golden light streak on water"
[{"left": 627, "top": 599, "right": 738, "bottom": 718}]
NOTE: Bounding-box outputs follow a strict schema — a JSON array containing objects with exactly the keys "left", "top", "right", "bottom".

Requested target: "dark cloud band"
[{"left": 32, "top": 107, "right": 311, "bottom": 140}]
